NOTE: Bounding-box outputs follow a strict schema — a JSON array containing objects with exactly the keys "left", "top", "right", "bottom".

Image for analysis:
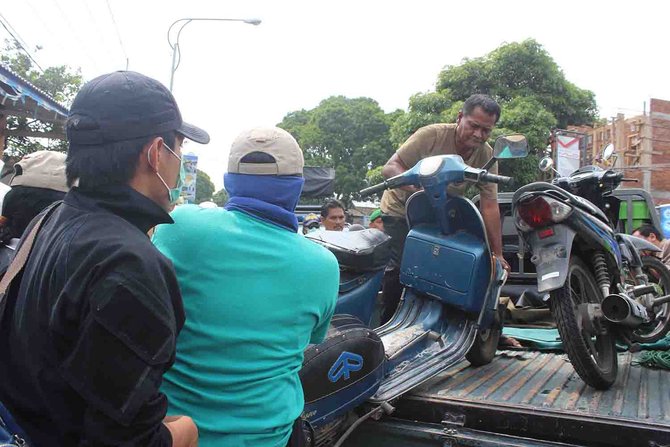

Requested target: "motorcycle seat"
[
  {"left": 306, "top": 228, "right": 391, "bottom": 271},
  {"left": 513, "top": 182, "right": 610, "bottom": 224}
]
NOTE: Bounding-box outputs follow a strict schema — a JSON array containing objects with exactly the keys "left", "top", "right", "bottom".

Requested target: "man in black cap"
[{"left": 0, "top": 71, "right": 208, "bottom": 446}]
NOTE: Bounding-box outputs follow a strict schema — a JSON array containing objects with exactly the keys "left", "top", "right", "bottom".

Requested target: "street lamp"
[{"left": 168, "top": 17, "right": 262, "bottom": 91}]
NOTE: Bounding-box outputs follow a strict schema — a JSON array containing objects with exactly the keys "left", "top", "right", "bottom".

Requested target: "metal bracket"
[
  {"left": 578, "top": 303, "right": 603, "bottom": 335},
  {"left": 442, "top": 411, "right": 466, "bottom": 427}
]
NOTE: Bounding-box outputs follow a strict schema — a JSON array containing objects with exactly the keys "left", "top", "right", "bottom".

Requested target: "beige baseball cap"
[
  {"left": 228, "top": 127, "right": 304, "bottom": 176},
  {"left": 10, "top": 150, "right": 69, "bottom": 193}
]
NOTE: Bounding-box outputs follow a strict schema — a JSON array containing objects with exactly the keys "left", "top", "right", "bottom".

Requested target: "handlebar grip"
[
  {"left": 360, "top": 182, "right": 387, "bottom": 197},
  {"left": 480, "top": 172, "right": 514, "bottom": 186},
  {"left": 622, "top": 178, "right": 640, "bottom": 183}
]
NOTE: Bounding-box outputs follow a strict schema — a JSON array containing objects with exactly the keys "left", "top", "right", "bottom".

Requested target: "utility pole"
[{"left": 641, "top": 104, "right": 653, "bottom": 191}]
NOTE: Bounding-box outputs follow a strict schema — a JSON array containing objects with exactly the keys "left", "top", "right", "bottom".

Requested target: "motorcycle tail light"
[{"left": 515, "top": 196, "right": 572, "bottom": 231}]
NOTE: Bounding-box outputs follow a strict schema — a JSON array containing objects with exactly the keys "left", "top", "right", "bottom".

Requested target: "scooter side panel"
[
  {"left": 335, "top": 270, "right": 384, "bottom": 326},
  {"left": 400, "top": 226, "right": 490, "bottom": 313}
]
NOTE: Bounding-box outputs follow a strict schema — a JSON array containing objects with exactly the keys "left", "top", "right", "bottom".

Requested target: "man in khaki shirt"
[{"left": 378, "top": 94, "right": 508, "bottom": 324}]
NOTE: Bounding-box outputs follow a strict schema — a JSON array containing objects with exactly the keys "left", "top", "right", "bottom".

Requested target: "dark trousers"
[
  {"left": 380, "top": 215, "right": 409, "bottom": 325},
  {"left": 287, "top": 418, "right": 313, "bottom": 447}
]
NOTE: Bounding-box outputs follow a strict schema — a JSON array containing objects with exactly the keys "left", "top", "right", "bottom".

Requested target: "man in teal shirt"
[{"left": 153, "top": 127, "right": 339, "bottom": 446}]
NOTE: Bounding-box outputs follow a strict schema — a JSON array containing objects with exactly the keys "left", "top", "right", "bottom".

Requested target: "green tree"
[
  {"left": 1, "top": 40, "right": 82, "bottom": 157},
  {"left": 212, "top": 188, "right": 229, "bottom": 207},
  {"left": 390, "top": 39, "right": 596, "bottom": 190},
  {"left": 436, "top": 39, "right": 597, "bottom": 128},
  {"left": 195, "top": 169, "right": 215, "bottom": 203},
  {"left": 278, "top": 96, "right": 398, "bottom": 205}
]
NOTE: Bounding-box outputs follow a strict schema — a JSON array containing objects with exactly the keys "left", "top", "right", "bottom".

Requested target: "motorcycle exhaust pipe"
[{"left": 601, "top": 293, "right": 650, "bottom": 328}]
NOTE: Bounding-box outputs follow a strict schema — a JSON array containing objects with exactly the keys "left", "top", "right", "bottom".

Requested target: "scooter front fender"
[{"left": 527, "top": 224, "right": 576, "bottom": 294}]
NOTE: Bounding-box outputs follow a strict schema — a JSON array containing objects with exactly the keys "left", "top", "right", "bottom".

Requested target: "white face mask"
[{"left": 149, "top": 142, "right": 185, "bottom": 204}]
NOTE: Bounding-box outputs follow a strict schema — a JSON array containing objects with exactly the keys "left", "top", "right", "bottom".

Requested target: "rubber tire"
[
  {"left": 550, "top": 256, "right": 618, "bottom": 390},
  {"left": 630, "top": 255, "right": 670, "bottom": 343},
  {"left": 466, "top": 306, "right": 502, "bottom": 367}
]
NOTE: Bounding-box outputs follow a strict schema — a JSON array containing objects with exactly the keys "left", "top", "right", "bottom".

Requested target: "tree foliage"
[
  {"left": 195, "top": 169, "right": 215, "bottom": 203},
  {"left": 436, "top": 39, "right": 597, "bottom": 128},
  {"left": 212, "top": 188, "right": 229, "bottom": 207},
  {"left": 1, "top": 40, "right": 82, "bottom": 157},
  {"left": 278, "top": 96, "right": 400, "bottom": 205},
  {"left": 389, "top": 39, "right": 595, "bottom": 191}
]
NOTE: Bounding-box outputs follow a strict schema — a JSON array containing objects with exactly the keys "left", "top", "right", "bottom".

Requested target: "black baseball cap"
[{"left": 66, "top": 71, "right": 209, "bottom": 145}]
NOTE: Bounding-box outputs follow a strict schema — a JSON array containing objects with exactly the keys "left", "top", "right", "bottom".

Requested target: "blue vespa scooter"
[{"left": 299, "top": 135, "right": 529, "bottom": 446}]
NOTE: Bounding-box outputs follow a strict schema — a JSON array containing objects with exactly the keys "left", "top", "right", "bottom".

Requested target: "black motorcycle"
[{"left": 511, "top": 151, "right": 670, "bottom": 389}]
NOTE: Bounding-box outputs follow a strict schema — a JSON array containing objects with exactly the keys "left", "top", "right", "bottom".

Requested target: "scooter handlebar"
[
  {"left": 360, "top": 181, "right": 388, "bottom": 197},
  {"left": 479, "top": 172, "right": 514, "bottom": 186}
]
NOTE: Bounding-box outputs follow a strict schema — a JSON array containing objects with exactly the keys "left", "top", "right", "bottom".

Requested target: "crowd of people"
[
  {"left": 0, "top": 72, "right": 512, "bottom": 447},
  {"left": 2, "top": 70, "right": 669, "bottom": 447}
]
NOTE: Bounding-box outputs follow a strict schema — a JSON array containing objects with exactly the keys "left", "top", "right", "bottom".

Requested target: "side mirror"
[
  {"left": 602, "top": 144, "right": 615, "bottom": 161},
  {"left": 539, "top": 157, "right": 554, "bottom": 173},
  {"left": 493, "top": 134, "right": 529, "bottom": 159}
]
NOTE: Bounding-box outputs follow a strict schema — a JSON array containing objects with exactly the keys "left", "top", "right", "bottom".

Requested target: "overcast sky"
[{"left": 2, "top": 0, "right": 667, "bottom": 189}]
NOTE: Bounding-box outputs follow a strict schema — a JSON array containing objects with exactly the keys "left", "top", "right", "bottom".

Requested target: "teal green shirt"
[{"left": 153, "top": 206, "right": 338, "bottom": 447}]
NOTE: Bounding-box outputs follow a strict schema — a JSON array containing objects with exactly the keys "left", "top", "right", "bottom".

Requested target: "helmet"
[{"left": 303, "top": 213, "right": 321, "bottom": 230}]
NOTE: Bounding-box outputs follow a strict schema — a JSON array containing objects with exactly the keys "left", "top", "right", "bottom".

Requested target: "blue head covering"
[{"left": 224, "top": 173, "right": 304, "bottom": 232}]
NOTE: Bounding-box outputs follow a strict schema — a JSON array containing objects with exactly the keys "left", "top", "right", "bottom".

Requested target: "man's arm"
[
  {"left": 382, "top": 153, "right": 420, "bottom": 193},
  {"left": 381, "top": 125, "right": 438, "bottom": 192},
  {"left": 480, "top": 196, "right": 504, "bottom": 261},
  {"left": 382, "top": 152, "right": 409, "bottom": 179},
  {"left": 662, "top": 239, "right": 670, "bottom": 270},
  {"left": 165, "top": 416, "right": 198, "bottom": 447},
  {"left": 59, "top": 274, "right": 197, "bottom": 447}
]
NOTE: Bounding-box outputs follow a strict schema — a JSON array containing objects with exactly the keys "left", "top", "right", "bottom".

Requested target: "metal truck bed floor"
[{"left": 394, "top": 350, "right": 670, "bottom": 446}]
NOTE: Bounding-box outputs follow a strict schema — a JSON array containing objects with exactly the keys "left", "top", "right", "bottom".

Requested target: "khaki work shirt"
[
  {"left": 659, "top": 238, "right": 670, "bottom": 270},
  {"left": 380, "top": 123, "right": 497, "bottom": 217}
]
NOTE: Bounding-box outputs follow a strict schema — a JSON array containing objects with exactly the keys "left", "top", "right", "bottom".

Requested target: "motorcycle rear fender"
[
  {"left": 618, "top": 233, "right": 661, "bottom": 253},
  {"left": 527, "top": 224, "right": 576, "bottom": 294}
]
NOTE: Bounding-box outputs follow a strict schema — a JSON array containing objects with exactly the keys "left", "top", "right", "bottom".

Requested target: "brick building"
[
  {"left": 567, "top": 98, "right": 670, "bottom": 205},
  {"left": 649, "top": 99, "right": 670, "bottom": 203}
]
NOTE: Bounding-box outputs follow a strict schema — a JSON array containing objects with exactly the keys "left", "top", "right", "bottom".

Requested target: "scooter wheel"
[{"left": 466, "top": 307, "right": 502, "bottom": 367}]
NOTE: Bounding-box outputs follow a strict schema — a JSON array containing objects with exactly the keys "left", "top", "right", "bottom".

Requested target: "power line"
[
  {"left": 23, "top": 0, "right": 69, "bottom": 56},
  {"left": 80, "top": 0, "right": 114, "bottom": 59},
  {"left": 50, "top": 0, "right": 100, "bottom": 72},
  {"left": 0, "top": 12, "right": 33, "bottom": 54},
  {"left": 0, "top": 12, "right": 44, "bottom": 71},
  {"left": 105, "top": 0, "right": 129, "bottom": 69}
]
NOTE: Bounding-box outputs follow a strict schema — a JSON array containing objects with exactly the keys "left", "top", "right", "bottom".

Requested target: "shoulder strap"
[{"left": 0, "top": 201, "right": 62, "bottom": 300}]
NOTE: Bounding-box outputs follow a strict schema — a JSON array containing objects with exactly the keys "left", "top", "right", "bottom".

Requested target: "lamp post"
[{"left": 168, "top": 17, "right": 262, "bottom": 91}]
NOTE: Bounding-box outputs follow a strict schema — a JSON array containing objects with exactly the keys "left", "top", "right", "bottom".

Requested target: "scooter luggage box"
[
  {"left": 306, "top": 229, "right": 391, "bottom": 271},
  {"left": 299, "top": 315, "right": 385, "bottom": 427},
  {"left": 400, "top": 225, "right": 491, "bottom": 314}
]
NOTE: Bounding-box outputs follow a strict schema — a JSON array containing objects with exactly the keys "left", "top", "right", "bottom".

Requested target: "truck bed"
[{"left": 388, "top": 350, "right": 670, "bottom": 446}]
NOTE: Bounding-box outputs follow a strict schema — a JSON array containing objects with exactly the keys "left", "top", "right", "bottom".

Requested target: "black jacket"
[{"left": 0, "top": 186, "right": 185, "bottom": 446}]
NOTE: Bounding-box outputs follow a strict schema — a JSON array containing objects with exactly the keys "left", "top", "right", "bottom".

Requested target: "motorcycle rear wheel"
[
  {"left": 550, "top": 256, "right": 617, "bottom": 389},
  {"left": 630, "top": 255, "right": 670, "bottom": 343}
]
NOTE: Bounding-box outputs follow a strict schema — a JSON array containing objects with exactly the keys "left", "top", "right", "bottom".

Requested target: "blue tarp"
[{"left": 502, "top": 326, "right": 670, "bottom": 352}]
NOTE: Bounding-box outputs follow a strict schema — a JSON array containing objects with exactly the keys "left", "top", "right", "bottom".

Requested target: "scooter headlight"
[{"left": 418, "top": 156, "right": 444, "bottom": 177}]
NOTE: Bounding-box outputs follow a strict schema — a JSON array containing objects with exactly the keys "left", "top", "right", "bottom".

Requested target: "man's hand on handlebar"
[
  {"left": 494, "top": 254, "right": 511, "bottom": 273},
  {"left": 401, "top": 184, "right": 422, "bottom": 193}
]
